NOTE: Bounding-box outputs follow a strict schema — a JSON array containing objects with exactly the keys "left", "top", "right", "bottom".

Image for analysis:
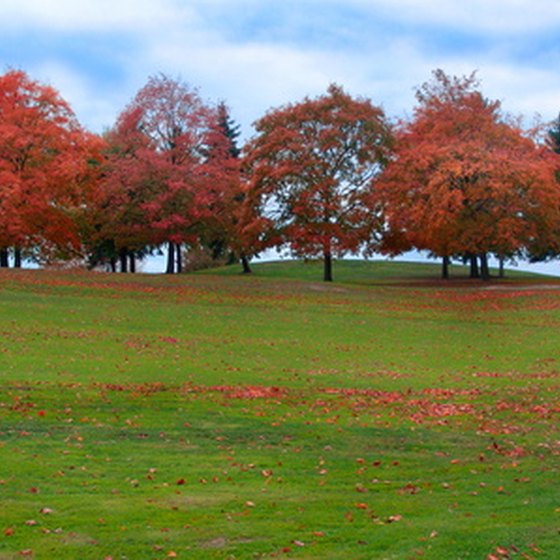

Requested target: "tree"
[
  {"left": 548, "top": 113, "right": 560, "bottom": 155},
  {"left": 0, "top": 69, "right": 102, "bottom": 266},
  {"left": 373, "top": 70, "right": 560, "bottom": 280},
  {"left": 196, "top": 102, "right": 243, "bottom": 266},
  {"left": 104, "top": 74, "right": 233, "bottom": 274},
  {"left": 84, "top": 124, "right": 154, "bottom": 272},
  {"left": 243, "top": 84, "right": 392, "bottom": 281}
]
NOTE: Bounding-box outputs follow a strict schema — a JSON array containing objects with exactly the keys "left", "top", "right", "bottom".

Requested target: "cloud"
[
  {"left": 343, "top": 0, "right": 560, "bottom": 35},
  {"left": 27, "top": 60, "right": 125, "bottom": 132},
  {"left": 0, "top": 0, "right": 197, "bottom": 32},
  {"left": 1, "top": 0, "right": 558, "bottom": 138}
]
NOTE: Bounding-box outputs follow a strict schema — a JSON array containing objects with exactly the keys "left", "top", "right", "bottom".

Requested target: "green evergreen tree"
[
  {"left": 217, "top": 101, "right": 241, "bottom": 158},
  {"left": 548, "top": 113, "right": 560, "bottom": 154}
]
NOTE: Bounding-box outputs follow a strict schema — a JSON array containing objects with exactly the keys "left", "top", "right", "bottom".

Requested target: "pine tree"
[
  {"left": 548, "top": 113, "right": 560, "bottom": 154},
  {"left": 217, "top": 101, "right": 241, "bottom": 158}
]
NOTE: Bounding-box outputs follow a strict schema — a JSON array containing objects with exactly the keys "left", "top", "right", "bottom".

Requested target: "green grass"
[
  {"left": 202, "top": 258, "right": 547, "bottom": 284},
  {"left": 0, "top": 261, "right": 558, "bottom": 559}
]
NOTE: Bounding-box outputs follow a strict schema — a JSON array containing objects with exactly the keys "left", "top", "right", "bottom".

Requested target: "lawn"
[{"left": 0, "top": 261, "right": 558, "bottom": 559}]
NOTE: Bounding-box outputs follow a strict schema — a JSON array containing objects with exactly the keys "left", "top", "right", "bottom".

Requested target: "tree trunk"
[
  {"left": 0, "top": 249, "right": 9, "bottom": 268},
  {"left": 323, "top": 252, "right": 333, "bottom": 282},
  {"left": 241, "top": 254, "right": 252, "bottom": 274},
  {"left": 441, "top": 255, "right": 449, "bottom": 279},
  {"left": 119, "top": 248, "right": 128, "bottom": 273},
  {"left": 166, "top": 241, "right": 175, "bottom": 274},
  {"left": 129, "top": 252, "right": 136, "bottom": 274},
  {"left": 469, "top": 254, "right": 479, "bottom": 278},
  {"left": 110, "top": 257, "right": 117, "bottom": 273},
  {"left": 498, "top": 255, "right": 505, "bottom": 278},
  {"left": 479, "top": 253, "right": 490, "bottom": 281},
  {"left": 14, "top": 248, "right": 22, "bottom": 268},
  {"left": 176, "top": 243, "right": 183, "bottom": 274}
]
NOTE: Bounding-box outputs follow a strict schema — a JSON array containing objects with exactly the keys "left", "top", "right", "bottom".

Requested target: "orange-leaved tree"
[
  {"left": 243, "top": 84, "right": 393, "bottom": 281},
  {"left": 0, "top": 69, "right": 103, "bottom": 266},
  {"left": 372, "top": 70, "right": 560, "bottom": 279}
]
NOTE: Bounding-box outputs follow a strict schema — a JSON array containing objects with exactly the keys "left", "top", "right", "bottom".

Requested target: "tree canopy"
[
  {"left": 372, "top": 70, "right": 560, "bottom": 279},
  {"left": 243, "top": 84, "right": 393, "bottom": 281},
  {"left": 1, "top": 68, "right": 559, "bottom": 280}
]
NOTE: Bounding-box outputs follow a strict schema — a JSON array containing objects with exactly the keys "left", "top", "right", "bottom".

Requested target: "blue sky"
[{"left": 1, "top": 0, "right": 560, "bottom": 140}]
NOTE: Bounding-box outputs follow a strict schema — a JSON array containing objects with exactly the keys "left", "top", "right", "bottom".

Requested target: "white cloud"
[
  {"left": 0, "top": 0, "right": 196, "bottom": 32},
  {"left": 1, "top": 0, "right": 558, "bottom": 137},
  {"left": 28, "top": 60, "right": 126, "bottom": 132},
  {"left": 344, "top": 0, "right": 560, "bottom": 35}
]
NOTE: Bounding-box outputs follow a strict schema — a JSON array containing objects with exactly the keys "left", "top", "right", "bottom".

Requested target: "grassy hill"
[
  {"left": 0, "top": 265, "right": 558, "bottom": 559},
  {"left": 200, "top": 258, "right": 555, "bottom": 284}
]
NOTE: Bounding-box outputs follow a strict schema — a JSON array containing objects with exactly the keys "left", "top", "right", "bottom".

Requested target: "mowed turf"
[{"left": 0, "top": 261, "right": 558, "bottom": 559}]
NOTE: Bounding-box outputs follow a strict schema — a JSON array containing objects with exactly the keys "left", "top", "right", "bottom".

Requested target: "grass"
[
  {"left": 0, "top": 260, "right": 558, "bottom": 559},
  {"left": 201, "top": 258, "right": 544, "bottom": 284}
]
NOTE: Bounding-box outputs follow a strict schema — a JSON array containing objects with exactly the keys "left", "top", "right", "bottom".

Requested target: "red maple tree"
[
  {"left": 243, "top": 84, "right": 392, "bottom": 281},
  {"left": 0, "top": 69, "right": 102, "bottom": 266},
  {"left": 101, "top": 74, "right": 235, "bottom": 273},
  {"left": 373, "top": 70, "right": 560, "bottom": 279}
]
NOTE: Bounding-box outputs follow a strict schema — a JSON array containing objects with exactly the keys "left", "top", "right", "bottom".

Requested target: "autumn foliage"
[
  {"left": 0, "top": 70, "right": 103, "bottom": 266},
  {"left": 91, "top": 74, "right": 237, "bottom": 273},
  {"left": 372, "top": 71, "right": 560, "bottom": 278},
  {"left": 1, "top": 68, "right": 560, "bottom": 278},
  {"left": 243, "top": 84, "right": 393, "bottom": 281}
]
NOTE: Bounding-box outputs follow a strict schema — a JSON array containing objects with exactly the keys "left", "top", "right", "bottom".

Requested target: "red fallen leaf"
[
  {"left": 37, "top": 410, "right": 46, "bottom": 417},
  {"left": 355, "top": 503, "right": 368, "bottom": 509},
  {"left": 387, "top": 515, "right": 402, "bottom": 523},
  {"left": 28, "top": 487, "right": 39, "bottom": 494},
  {"left": 4, "top": 527, "right": 14, "bottom": 536},
  {"left": 39, "top": 508, "right": 53, "bottom": 515},
  {"left": 19, "top": 551, "right": 33, "bottom": 557},
  {"left": 161, "top": 337, "right": 178, "bottom": 344},
  {"left": 167, "top": 552, "right": 177, "bottom": 558},
  {"left": 261, "top": 469, "right": 273, "bottom": 478},
  {"left": 313, "top": 531, "right": 325, "bottom": 537},
  {"left": 176, "top": 478, "right": 185, "bottom": 485},
  {"left": 24, "top": 520, "right": 37, "bottom": 526},
  {"left": 399, "top": 483, "right": 420, "bottom": 495},
  {"left": 495, "top": 546, "right": 509, "bottom": 555}
]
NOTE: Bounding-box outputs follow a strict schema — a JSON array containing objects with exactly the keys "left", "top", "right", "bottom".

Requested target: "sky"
[
  {"left": 2, "top": 0, "right": 560, "bottom": 139},
  {"left": 2, "top": 0, "right": 560, "bottom": 274}
]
